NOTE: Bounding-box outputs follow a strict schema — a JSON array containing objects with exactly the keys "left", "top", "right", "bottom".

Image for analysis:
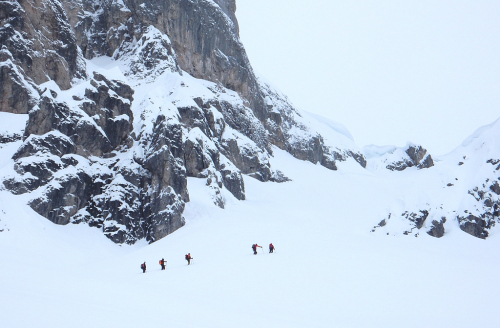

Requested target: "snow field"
[{"left": 1, "top": 147, "right": 500, "bottom": 328}]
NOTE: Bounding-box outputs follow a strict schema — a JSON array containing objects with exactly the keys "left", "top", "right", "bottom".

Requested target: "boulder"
[{"left": 427, "top": 218, "right": 446, "bottom": 238}]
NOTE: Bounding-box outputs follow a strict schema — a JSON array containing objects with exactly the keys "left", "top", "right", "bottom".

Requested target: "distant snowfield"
[{"left": 1, "top": 141, "right": 499, "bottom": 328}]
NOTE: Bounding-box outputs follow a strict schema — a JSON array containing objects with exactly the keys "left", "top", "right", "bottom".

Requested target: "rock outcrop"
[
  {"left": 364, "top": 143, "right": 434, "bottom": 172},
  {"left": 427, "top": 217, "right": 446, "bottom": 238},
  {"left": 372, "top": 119, "right": 500, "bottom": 240},
  {"left": 0, "top": 0, "right": 365, "bottom": 244}
]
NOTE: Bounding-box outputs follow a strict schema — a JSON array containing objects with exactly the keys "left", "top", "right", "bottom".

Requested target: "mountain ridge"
[{"left": 0, "top": 0, "right": 366, "bottom": 244}]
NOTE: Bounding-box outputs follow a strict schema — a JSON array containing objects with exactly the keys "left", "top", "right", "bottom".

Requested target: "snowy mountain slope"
[
  {"left": 372, "top": 118, "right": 500, "bottom": 239},
  {"left": 1, "top": 147, "right": 500, "bottom": 328},
  {"left": 0, "top": 1, "right": 499, "bottom": 325}
]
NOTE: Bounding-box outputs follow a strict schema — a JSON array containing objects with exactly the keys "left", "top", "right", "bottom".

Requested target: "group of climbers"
[
  {"left": 140, "top": 253, "right": 193, "bottom": 273},
  {"left": 252, "top": 243, "right": 275, "bottom": 254},
  {"left": 140, "top": 243, "right": 276, "bottom": 273}
]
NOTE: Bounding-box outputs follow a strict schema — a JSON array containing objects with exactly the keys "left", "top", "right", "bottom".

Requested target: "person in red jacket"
[
  {"left": 252, "top": 244, "right": 262, "bottom": 255},
  {"left": 269, "top": 243, "right": 275, "bottom": 253},
  {"left": 141, "top": 262, "right": 146, "bottom": 273},
  {"left": 185, "top": 253, "right": 193, "bottom": 265}
]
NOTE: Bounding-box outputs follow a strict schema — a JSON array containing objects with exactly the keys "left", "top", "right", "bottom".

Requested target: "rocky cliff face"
[{"left": 0, "top": 0, "right": 365, "bottom": 244}]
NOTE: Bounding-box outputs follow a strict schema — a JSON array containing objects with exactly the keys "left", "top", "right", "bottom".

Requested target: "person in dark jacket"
[
  {"left": 141, "top": 262, "right": 146, "bottom": 273},
  {"left": 252, "top": 244, "right": 262, "bottom": 255},
  {"left": 185, "top": 253, "right": 193, "bottom": 265},
  {"left": 160, "top": 258, "right": 166, "bottom": 270},
  {"left": 269, "top": 243, "right": 275, "bottom": 253}
]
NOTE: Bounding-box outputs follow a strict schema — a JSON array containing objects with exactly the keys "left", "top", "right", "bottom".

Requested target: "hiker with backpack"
[
  {"left": 141, "top": 262, "right": 146, "bottom": 273},
  {"left": 159, "top": 258, "right": 166, "bottom": 270},
  {"left": 269, "top": 243, "right": 275, "bottom": 253},
  {"left": 252, "top": 244, "right": 262, "bottom": 255},
  {"left": 185, "top": 253, "right": 193, "bottom": 265}
]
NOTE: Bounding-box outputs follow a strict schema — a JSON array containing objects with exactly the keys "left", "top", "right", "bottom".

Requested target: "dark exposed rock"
[
  {"left": 405, "top": 210, "right": 429, "bottom": 229},
  {"left": 0, "top": 61, "right": 39, "bottom": 114},
  {"left": 220, "top": 162, "right": 245, "bottom": 201},
  {"left": 484, "top": 198, "right": 494, "bottom": 208},
  {"left": 144, "top": 116, "right": 188, "bottom": 201},
  {"left": 348, "top": 151, "right": 367, "bottom": 168},
  {"left": 92, "top": 175, "right": 145, "bottom": 244},
  {"left": 15, "top": 157, "right": 63, "bottom": 185},
  {"left": 406, "top": 145, "right": 426, "bottom": 164},
  {"left": 24, "top": 96, "right": 113, "bottom": 157},
  {"left": 220, "top": 138, "right": 272, "bottom": 182},
  {"left": 82, "top": 72, "right": 134, "bottom": 148},
  {"left": 287, "top": 134, "right": 323, "bottom": 164},
  {"left": 459, "top": 215, "right": 489, "bottom": 239},
  {"left": 490, "top": 181, "right": 500, "bottom": 195},
  {"left": 487, "top": 159, "right": 500, "bottom": 165},
  {"left": 3, "top": 176, "right": 36, "bottom": 195},
  {"left": 184, "top": 138, "right": 211, "bottom": 177},
  {"left": 29, "top": 172, "right": 103, "bottom": 225},
  {"left": 0, "top": 133, "right": 22, "bottom": 144},
  {"left": 417, "top": 154, "right": 434, "bottom": 169},
  {"left": 386, "top": 160, "right": 412, "bottom": 171},
  {"left": 201, "top": 104, "right": 226, "bottom": 139},
  {"left": 386, "top": 145, "right": 434, "bottom": 171},
  {"left": 178, "top": 106, "right": 212, "bottom": 138},
  {"left": 427, "top": 217, "right": 446, "bottom": 238},
  {"left": 64, "top": 0, "right": 132, "bottom": 59},
  {"left": 0, "top": 0, "right": 86, "bottom": 90},
  {"left": 269, "top": 170, "right": 291, "bottom": 183},
  {"left": 140, "top": 116, "right": 188, "bottom": 242},
  {"left": 142, "top": 187, "right": 186, "bottom": 243},
  {"left": 13, "top": 132, "right": 75, "bottom": 160}
]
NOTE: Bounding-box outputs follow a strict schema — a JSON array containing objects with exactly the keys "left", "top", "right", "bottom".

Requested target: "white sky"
[{"left": 235, "top": 0, "right": 500, "bottom": 155}]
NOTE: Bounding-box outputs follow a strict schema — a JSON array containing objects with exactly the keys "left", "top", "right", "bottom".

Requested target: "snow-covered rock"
[
  {"left": 364, "top": 143, "right": 434, "bottom": 172},
  {"left": 0, "top": 0, "right": 365, "bottom": 244},
  {"left": 373, "top": 118, "right": 500, "bottom": 239}
]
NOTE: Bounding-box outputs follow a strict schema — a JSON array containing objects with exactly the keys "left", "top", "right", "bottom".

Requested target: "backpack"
[
  {"left": 141, "top": 263, "right": 144, "bottom": 269},
  {"left": 159, "top": 260, "right": 162, "bottom": 265},
  {"left": 252, "top": 244, "right": 256, "bottom": 250},
  {"left": 185, "top": 254, "right": 188, "bottom": 260}
]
